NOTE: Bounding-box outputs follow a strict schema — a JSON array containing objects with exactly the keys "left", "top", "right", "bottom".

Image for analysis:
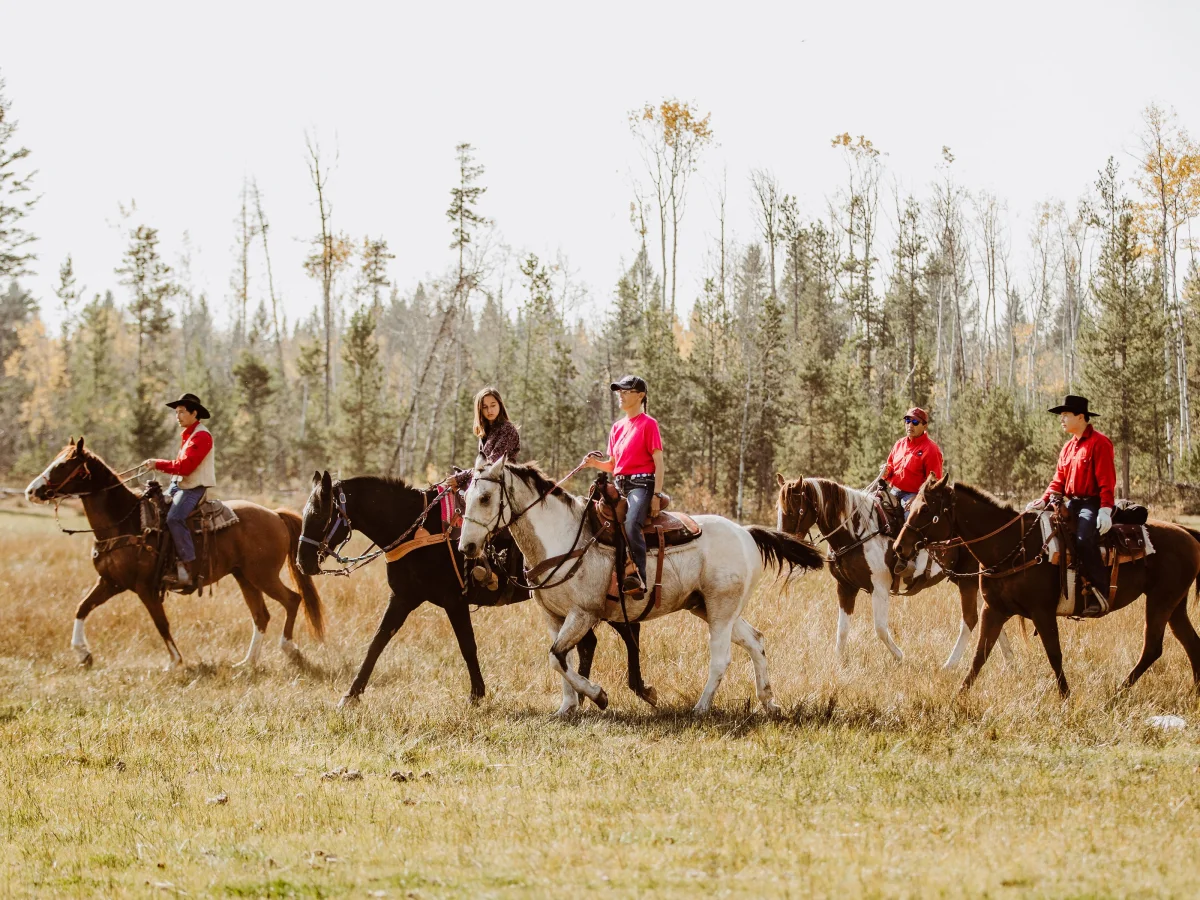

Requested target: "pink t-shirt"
[{"left": 607, "top": 413, "right": 663, "bottom": 475}]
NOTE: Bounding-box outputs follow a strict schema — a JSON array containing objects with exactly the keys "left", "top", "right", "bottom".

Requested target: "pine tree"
[
  {"left": 337, "top": 304, "right": 389, "bottom": 474},
  {"left": 1083, "top": 158, "right": 1165, "bottom": 496},
  {"left": 0, "top": 72, "right": 36, "bottom": 279},
  {"left": 228, "top": 351, "right": 275, "bottom": 491}
]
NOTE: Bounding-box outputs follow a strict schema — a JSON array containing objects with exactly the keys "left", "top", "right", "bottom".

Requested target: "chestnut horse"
[
  {"left": 896, "top": 475, "right": 1200, "bottom": 697},
  {"left": 25, "top": 439, "right": 324, "bottom": 669}
]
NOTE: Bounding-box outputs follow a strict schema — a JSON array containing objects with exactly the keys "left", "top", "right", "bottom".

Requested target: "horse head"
[
  {"left": 458, "top": 456, "right": 508, "bottom": 559},
  {"left": 894, "top": 473, "right": 952, "bottom": 561},
  {"left": 297, "top": 470, "right": 346, "bottom": 575},
  {"left": 25, "top": 437, "right": 105, "bottom": 504},
  {"left": 775, "top": 473, "right": 818, "bottom": 536}
]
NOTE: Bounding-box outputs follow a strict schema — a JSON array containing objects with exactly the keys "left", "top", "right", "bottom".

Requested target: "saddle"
[
  {"left": 586, "top": 481, "right": 703, "bottom": 548},
  {"left": 141, "top": 481, "right": 239, "bottom": 595},
  {"left": 1039, "top": 502, "right": 1154, "bottom": 616}
]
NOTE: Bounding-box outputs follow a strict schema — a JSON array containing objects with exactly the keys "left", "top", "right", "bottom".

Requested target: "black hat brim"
[{"left": 1047, "top": 405, "right": 1098, "bottom": 417}]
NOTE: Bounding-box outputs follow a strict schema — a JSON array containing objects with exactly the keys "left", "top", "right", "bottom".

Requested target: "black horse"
[{"left": 297, "top": 470, "right": 656, "bottom": 708}]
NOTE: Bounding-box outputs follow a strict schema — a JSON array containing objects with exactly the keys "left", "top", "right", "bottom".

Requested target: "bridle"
[
  {"left": 780, "top": 480, "right": 880, "bottom": 559},
  {"left": 36, "top": 454, "right": 150, "bottom": 535},
  {"left": 897, "top": 486, "right": 1046, "bottom": 579}
]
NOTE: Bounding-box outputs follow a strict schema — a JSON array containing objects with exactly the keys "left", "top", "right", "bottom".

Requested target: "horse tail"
[
  {"left": 277, "top": 508, "right": 325, "bottom": 641},
  {"left": 746, "top": 526, "right": 825, "bottom": 576}
]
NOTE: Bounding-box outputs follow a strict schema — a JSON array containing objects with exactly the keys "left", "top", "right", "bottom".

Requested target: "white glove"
[
  {"left": 1025, "top": 498, "right": 1047, "bottom": 513},
  {"left": 1097, "top": 507, "right": 1113, "bottom": 535}
]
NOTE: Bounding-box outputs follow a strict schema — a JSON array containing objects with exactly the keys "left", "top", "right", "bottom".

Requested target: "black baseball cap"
[{"left": 609, "top": 374, "right": 648, "bottom": 393}]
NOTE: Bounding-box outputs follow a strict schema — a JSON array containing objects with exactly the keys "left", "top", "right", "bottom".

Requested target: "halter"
[{"left": 36, "top": 455, "right": 151, "bottom": 535}]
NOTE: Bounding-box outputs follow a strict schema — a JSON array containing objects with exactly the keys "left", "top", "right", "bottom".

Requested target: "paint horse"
[
  {"left": 775, "top": 474, "right": 1013, "bottom": 667},
  {"left": 458, "top": 458, "right": 825, "bottom": 716},
  {"left": 297, "top": 470, "right": 657, "bottom": 708},
  {"left": 26, "top": 439, "right": 324, "bottom": 669}
]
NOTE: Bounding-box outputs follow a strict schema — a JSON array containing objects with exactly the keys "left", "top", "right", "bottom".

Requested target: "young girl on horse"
[
  {"left": 474, "top": 386, "right": 520, "bottom": 464},
  {"left": 584, "top": 375, "right": 665, "bottom": 595}
]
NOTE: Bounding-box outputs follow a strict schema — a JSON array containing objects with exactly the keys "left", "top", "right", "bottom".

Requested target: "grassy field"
[{"left": 0, "top": 502, "right": 1198, "bottom": 898}]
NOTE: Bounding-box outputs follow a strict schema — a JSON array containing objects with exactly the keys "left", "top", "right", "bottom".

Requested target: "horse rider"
[
  {"left": 1025, "top": 394, "right": 1116, "bottom": 618},
  {"left": 879, "top": 407, "right": 944, "bottom": 518},
  {"left": 457, "top": 386, "right": 522, "bottom": 588},
  {"left": 583, "top": 375, "right": 665, "bottom": 597},
  {"left": 143, "top": 393, "right": 215, "bottom": 587}
]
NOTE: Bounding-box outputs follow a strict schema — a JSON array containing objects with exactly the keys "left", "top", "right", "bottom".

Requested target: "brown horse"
[
  {"left": 775, "top": 474, "right": 1013, "bottom": 667},
  {"left": 25, "top": 438, "right": 324, "bottom": 669},
  {"left": 895, "top": 475, "right": 1200, "bottom": 697}
]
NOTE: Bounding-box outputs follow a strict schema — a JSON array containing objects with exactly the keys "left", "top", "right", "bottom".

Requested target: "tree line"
[{"left": 3, "top": 77, "right": 1200, "bottom": 519}]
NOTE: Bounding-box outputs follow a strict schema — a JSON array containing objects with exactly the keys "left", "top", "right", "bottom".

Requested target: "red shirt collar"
[
  {"left": 180, "top": 422, "right": 199, "bottom": 443},
  {"left": 1073, "top": 424, "right": 1094, "bottom": 444}
]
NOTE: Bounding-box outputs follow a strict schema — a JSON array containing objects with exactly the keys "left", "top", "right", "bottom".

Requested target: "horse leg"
[
  {"left": 1027, "top": 606, "right": 1069, "bottom": 698},
  {"left": 1167, "top": 599, "right": 1200, "bottom": 688},
  {"left": 542, "top": 610, "right": 580, "bottom": 716},
  {"left": 731, "top": 617, "right": 780, "bottom": 716},
  {"left": 610, "top": 621, "right": 657, "bottom": 707},
  {"left": 340, "top": 590, "right": 421, "bottom": 708},
  {"left": 230, "top": 572, "right": 272, "bottom": 668},
  {"left": 943, "top": 578, "right": 979, "bottom": 669},
  {"left": 250, "top": 567, "right": 303, "bottom": 660},
  {"left": 834, "top": 579, "right": 856, "bottom": 660},
  {"left": 960, "top": 603, "right": 1011, "bottom": 694},
  {"left": 72, "top": 577, "right": 123, "bottom": 667},
  {"left": 870, "top": 569, "right": 904, "bottom": 662},
  {"left": 443, "top": 599, "right": 486, "bottom": 704},
  {"left": 548, "top": 607, "right": 607, "bottom": 711},
  {"left": 139, "top": 592, "right": 183, "bottom": 670},
  {"left": 694, "top": 612, "right": 737, "bottom": 715},
  {"left": 1120, "top": 596, "right": 1174, "bottom": 691}
]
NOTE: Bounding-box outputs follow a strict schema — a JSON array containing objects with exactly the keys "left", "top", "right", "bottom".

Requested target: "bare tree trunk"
[{"left": 252, "top": 179, "right": 287, "bottom": 383}]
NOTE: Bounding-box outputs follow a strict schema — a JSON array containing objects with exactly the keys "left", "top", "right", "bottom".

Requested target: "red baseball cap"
[{"left": 903, "top": 407, "right": 928, "bottom": 424}]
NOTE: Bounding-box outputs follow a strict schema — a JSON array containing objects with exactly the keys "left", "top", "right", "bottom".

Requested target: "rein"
[
  {"left": 44, "top": 460, "right": 153, "bottom": 536},
  {"left": 906, "top": 490, "right": 1048, "bottom": 579}
]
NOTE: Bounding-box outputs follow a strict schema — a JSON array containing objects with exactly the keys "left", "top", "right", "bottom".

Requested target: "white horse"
[
  {"left": 776, "top": 474, "right": 1014, "bottom": 667},
  {"left": 458, "top": 458, "right": 825, "bottom": 716}
]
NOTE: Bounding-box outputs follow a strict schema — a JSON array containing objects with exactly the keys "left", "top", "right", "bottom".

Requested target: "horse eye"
[{"left": 480, "top": 496, "right": 490, "bottom": 505}]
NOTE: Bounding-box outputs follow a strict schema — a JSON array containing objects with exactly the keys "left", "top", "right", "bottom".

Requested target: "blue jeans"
[
  {"left": 616, "top": 474, "right": 655, "bottom": 584},
  {"left": 166, "top": 484, "right": 206, "bottom": 562},
  {"left": 1066, "top": 496, "right": 1108, "bottom": 596},
  {"left": 895, "top": 490, "right": 918, "bottom": 519}
]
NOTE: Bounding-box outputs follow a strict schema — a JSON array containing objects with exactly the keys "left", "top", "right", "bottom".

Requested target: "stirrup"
[{"left": 622, "top": 573, "right": 645, "bottom": 598}]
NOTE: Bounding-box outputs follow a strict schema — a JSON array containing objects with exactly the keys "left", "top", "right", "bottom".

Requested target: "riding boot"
[
  {"left": 1079, "top": 583, "right": 1108, "bottom": 618},
  {"left": 622, "top": 561, "right": 646, "bottom": 598},
  {"left": 175, "top": 560, "right": 192, "bottom": 585}
]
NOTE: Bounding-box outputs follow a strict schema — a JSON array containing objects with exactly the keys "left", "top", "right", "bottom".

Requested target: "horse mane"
[
  {"left": 342, "top": 474, "right": 419, "bottom": 494},
  {"left": 505, "top": 461, "right": 566, "bottom": 499},
  {"left": 952, "top": 481, "right": 1016, "bottom": 512},
  {"left": 808, "top": 477, "right": 876, "bottom": 527}
]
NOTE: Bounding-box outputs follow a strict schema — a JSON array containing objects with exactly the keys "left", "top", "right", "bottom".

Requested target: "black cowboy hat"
[
  {"left": 609, "top": 374, "right": 648, "bottom": 393},
  {"left": 1047, "top": 394, "right": 1098, "bottom": 418},
  {"left": 165, "top": 392, "right": 211, "bottom": 419}
]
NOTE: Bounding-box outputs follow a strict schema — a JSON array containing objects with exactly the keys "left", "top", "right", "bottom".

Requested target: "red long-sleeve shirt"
[
  {"left": 152, "top": 423, "right": 213, "bottom": 477},
  {"left": 883, "top": 433, "right": 944, "bottom": 493},
  {"left": 1043, "top": 424, "right": 1116, "bottom": 509}
]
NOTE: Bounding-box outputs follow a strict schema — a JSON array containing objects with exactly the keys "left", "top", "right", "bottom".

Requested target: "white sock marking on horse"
[
  {"left": 836, "top": 608, "right": 851, "bottom": 658},
  {"left": 167, "top": 641, "right": 183, "bottom": 669},
  {"left": 732, "top": 617, "right": 778, "bottom": 713},
  {"left": 237, "top": 626, "right": 265, "bottom": 667},
  {"left": 914, "top": 548, "right": 929, "bottom": 579},
  {"left": 279, "top": 636, "right": 300, "bottom": 657},
  {"left": 71, "top": 618, "right": 90, "bottom": 661},
  {"left": 943, "top": 618, "right": 972, "bottom": 668},
  {"left": 863, "top": 538, "right": 904, "bottom": 661}
]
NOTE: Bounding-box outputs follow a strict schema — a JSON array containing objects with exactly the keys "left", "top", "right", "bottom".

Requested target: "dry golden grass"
[{"left": 0, "top": 503, "right": 1198, "bottom": 898}]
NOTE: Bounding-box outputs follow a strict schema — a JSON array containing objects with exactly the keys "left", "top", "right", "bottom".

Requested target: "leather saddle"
[
  {"left": 139, "top": 482, "right": 239, "bottom": 595},
  {"left": 586, "top": 480, "right": 702, "bottom": 548},
  {"left": 1042, "top": 503, "right": 1154, "bottom": 615}
]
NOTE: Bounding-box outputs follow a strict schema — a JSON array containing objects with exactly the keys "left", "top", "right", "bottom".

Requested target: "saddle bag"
[{"left": 1112, "top": 499, "right": 1148, "bottom": 525}]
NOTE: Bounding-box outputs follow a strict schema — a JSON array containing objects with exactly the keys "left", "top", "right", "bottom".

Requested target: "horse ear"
[
  {"left": 311, "top": 470, "right": 321, "bottom": 486},
  {"left": 935, "top": 473, "right": 948, "bottom": 491},
  {"left": 76, "top": 437, "right": 85, "bottom": 453},
  {"left": 775, "top": 472, "right": 786, "bottom": 488},
  {"left": 321, "top": 470, "right": 332, "bottom": 492},
  {"left": 486, "top": 456, "right": 506, "bottom": 478}
]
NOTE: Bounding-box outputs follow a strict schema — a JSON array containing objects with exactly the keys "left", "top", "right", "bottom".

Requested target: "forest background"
[{"left": 3, "top": 73, "right": 1200, "bottom": 521}]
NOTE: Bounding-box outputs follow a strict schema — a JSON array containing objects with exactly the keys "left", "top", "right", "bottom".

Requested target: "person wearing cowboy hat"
[
  {"left": 1025, "top": 394, "right": 1116, "bottom": 617},
  {"left": 879, "top": 407, "right": 944, "bottom": 518},
  {"left": 142, "top": 393, "right": 216, "bottom": 587}
]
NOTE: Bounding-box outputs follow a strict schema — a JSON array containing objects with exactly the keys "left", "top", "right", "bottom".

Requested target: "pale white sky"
[{"left": 3, "top": 0, "right": 1198, "bottom": 329}]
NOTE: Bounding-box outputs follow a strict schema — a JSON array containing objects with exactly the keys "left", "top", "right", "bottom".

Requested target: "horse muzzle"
[{"left": 24, "top": 475, "right": 49, "bottom": 504}]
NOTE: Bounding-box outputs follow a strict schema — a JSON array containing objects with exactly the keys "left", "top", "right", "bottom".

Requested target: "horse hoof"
[
  {"left": 692, "top": 703, "right": 712, "bottom": 716},
  {"left": 593, "top": 689, "right": 609, "bottom": 711},
  {"left": 77, "top": 652, "right": 93, "bottom": 669},
  {"left": 554, "top": 703, "right": 579, "bottom": 718},
  {"left": 337, "top": 694, "right": 361, "bottom": 710},
  {"left": 469, "top": 692, "right": 484, "bottom": 706},
  {"left": 764, "top": 699, "right": 783, "bottom": 718},
  {"left": 639, "top": 686, "right": 659, "bottom": 707}
]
